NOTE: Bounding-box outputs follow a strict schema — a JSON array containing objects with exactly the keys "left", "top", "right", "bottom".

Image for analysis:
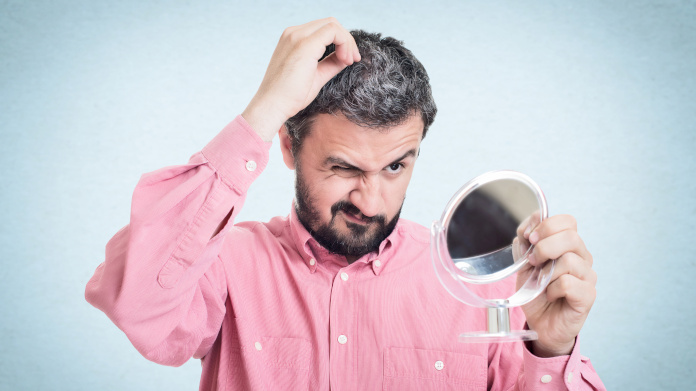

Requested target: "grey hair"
[{"left": 284, "top": 29, "right": 437, "bottom": 154}]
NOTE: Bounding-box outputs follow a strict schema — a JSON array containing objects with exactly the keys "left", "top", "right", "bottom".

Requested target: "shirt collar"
[{"left": 288, "top": 202, "right": 403, "bottom": 276}]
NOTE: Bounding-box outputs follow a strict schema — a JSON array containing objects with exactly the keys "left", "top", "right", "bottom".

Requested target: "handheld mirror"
[{"left": 430, "top": 170, "right": 555, "bottom": 342}]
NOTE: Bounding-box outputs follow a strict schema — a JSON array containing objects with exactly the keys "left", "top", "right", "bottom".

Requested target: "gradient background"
[{"left": 1, "top": 1, "right": 694, "bottom": 389}]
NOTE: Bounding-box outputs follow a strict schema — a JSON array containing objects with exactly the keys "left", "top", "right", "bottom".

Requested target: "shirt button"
[
  {"left": 254, "top": 342, "right": 262, "bottom": 351},
  {"left": 541, "top": 375, "right": 552, "bottom": 383},
  {"left": 338, "top": 335, "right": 348, "bottom": 344},
  {"left": 340, "top": 272, "right": 349, "bottom": 281},
  {"left": 309, "top": 258, "right": 316, "bottom": 266},
  {"left": 374, "top": 259, "right": 381, "bottom": 268},
  {"left": 245, "top": 160, "right": 257, "bottom": 171},
  {"left": 434, "top": 361, "right": 444, "bottom": 371},
  {"left": 567, "top": 372, "right": 573, "bottom": 383}
]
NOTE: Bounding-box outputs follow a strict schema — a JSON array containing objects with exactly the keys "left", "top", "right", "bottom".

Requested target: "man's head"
[
  {"left": 285, "top": 30, "right": 437, "bottom": 155},
  {"left": 280, "top": 30, "right": 437, "bottom": 261}
]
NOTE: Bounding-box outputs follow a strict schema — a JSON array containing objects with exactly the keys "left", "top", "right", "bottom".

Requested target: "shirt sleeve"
[
  {"left": 85, "top": 115, "right": 271, "bottom": 366},
  {"left": 486, "top": 281, "right": 606, "bottom": 390},
  {"left": 515, "top": 336, "right": 607, "bottom": 390}
]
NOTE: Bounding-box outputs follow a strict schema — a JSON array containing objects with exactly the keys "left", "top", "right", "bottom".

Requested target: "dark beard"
[{"left": 295, "top": 167, "right": 401, "bottom": 259}]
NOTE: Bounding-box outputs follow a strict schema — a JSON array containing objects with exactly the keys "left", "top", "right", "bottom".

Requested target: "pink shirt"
[{"left": 85, "top": 116, "right": 605, "bottom": 390}]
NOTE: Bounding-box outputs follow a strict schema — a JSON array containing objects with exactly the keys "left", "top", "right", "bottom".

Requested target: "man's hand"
[
  {"left": 242, "top": 17, "right": 361, "bottom": 142},
  {"left": 518, "top": 214, "right": 598, "bottom": 357}
]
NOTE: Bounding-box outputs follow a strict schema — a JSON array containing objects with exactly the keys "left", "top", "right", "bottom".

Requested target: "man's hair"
[{"left": 284, "top": 30, "right": 437, "bottom": 154}]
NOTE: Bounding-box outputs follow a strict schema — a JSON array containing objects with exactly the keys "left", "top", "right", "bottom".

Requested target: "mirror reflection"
[{"left": 446, "top": 179, "right": 540, "bottom": 276}]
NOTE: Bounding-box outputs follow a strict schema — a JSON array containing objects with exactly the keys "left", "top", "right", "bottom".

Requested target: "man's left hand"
[{"left": 519, "top": 214, "right": 597, "bottom": 357}]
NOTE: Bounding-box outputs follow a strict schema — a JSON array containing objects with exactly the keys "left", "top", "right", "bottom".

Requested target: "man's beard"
[{"left": 295, "top": 167, "right": 402, "bottom": 259}]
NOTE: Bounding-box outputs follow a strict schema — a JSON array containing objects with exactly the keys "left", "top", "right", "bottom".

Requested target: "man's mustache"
[{"left": 331, "top": 201, "right": 386, "bottom": 224}]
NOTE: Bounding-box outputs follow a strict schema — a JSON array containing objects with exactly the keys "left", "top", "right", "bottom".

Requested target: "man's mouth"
[{"left": 340, "top": 209, "right": 371, "bottom": 225}]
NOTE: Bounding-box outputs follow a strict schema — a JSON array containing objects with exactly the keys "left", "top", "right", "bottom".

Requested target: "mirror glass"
[{"left": 445, "top": 178, "right": 541, "bottom": 279}]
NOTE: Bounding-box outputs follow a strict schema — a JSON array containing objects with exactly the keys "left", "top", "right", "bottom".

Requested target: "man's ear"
[{"left": 279, "top": 125, "right": 296, "bottom": 170}]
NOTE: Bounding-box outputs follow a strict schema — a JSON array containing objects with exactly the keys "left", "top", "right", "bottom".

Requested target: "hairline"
[{"left": 291, "top": 111, "right": 427, "bottom": 156}]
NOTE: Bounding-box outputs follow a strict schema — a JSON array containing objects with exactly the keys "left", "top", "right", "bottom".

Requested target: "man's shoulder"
[
  {"left": 395, "top": 218, "right": 430, "bottom": 245},
  {"left": 229, "top": 214, "right": 291, "bottom": 238}
]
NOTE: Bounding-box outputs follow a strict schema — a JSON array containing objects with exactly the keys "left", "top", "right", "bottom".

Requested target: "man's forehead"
[
  {"left": 309, "top": 113, "right": 423, "bottom": 144},
  {"left": 305, "top": 114, "right": 424, "bottom": 167}
]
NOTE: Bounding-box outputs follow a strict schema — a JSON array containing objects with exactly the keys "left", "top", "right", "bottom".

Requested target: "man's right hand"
[{"left": 242, "top": 17, "right": 361, "bottom": 142}]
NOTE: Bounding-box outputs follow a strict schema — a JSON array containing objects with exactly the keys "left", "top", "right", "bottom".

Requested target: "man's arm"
[
  {"left": 495, "top": 214, "right": 606, "bottom": 390},
  {"left": 85, "top": 18, "right": 359, "bottom": 366},
  {"left": 85, "top": 117, "right": 270, "bottom": 365}
]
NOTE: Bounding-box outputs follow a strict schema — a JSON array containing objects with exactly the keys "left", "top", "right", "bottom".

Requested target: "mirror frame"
[{"left": 440, "top": 170, "right": 549, "bottom": 284}]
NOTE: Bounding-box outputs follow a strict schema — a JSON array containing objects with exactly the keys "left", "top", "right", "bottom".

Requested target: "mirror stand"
[{"left": 458, "top": 301, "right": 538, "bottom": 343}]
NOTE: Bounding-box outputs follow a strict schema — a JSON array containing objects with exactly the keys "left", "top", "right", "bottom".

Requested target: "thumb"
[{"left": 314, "top": 53, "right": 350, "bottom": 90}]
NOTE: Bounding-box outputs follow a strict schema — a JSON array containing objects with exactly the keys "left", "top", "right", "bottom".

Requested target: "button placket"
[{"left": 328, "top": 268, "right": 355, "bottom": 385}]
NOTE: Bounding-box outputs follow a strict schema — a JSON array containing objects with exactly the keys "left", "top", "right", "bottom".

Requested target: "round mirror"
[
  {"left": 443, "top": 173, "right": 545, "bottom": 284},
  {"left": 431, "top": 170, "right": 556, "bottom": 342}
]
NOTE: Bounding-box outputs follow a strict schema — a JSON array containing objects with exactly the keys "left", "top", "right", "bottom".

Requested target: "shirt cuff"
[
  {"left": 523, "top": 336, "right": 583, "bottom": 390},
  {"left": 201, "top": 115, "right": 272, "bottom": 194}
]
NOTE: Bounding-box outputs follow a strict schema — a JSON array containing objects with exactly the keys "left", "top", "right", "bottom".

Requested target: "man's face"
[{"left": 282, "top": 113, "right": 424, "bottom": 261}]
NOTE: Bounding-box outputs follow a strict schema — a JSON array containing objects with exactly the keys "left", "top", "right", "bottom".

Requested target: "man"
[{"left": 86, "top": 18, "right": 605, "bottom": 390}]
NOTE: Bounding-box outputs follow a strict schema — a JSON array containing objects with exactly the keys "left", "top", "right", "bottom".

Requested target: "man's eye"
[
  {"left": 386, "top": 163, "right": 404, "bottom": 174},
  {"left": 333, "top": 166, "right": 359, "bottom": 177}
]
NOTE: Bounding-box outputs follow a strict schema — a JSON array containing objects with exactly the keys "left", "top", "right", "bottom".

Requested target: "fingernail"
[
  {"left": 530, "top": 231, "right": 539, "bottom": 244},
  {"left": 528, "top": 252, "right": 536, "bottom": 265},
  {"left": 524, "top": 225, "right": 531, "bottom": 239}
]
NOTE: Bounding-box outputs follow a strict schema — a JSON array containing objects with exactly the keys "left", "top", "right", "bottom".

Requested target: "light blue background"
[{"left": 1, "top": 1, "right": 694, "bottom": 389}]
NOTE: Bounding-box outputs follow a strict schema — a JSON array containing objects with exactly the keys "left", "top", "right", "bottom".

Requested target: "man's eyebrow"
[
  {"left": 388, "top": 149, "right": 417, "bottom": 166},
  {"left": 324, "top": 149, "right": 418, "bottom": 171},
  {"left": 325, "top": 156, "right": 361, "bottom": 170}
]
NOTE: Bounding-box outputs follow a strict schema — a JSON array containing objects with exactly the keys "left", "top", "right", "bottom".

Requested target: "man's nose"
[{"left": 349, "top": 174, "right": 383, "bottom": 218}]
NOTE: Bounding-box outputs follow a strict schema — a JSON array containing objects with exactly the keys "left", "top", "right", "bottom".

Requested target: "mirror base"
[{"left": 458, "top": 330, "right": 538, "bottom": 343}]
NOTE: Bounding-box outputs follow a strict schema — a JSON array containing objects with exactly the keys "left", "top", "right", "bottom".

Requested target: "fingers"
[
  {"left": 545, "top": 273, "right": 597, "bottom": 310},
  {"left": 513, "top": 211, "right": 540, "bottom": 262},
  {"left": 282, "top": 17, "right": 360, "bottom": 64},
  {"left": 529, "top": 229, "right": 591, "bottom": 267},
  {"left": 315, "top": 52, "right": 349, "bottom": 85},
  {"left": 528, "top": 215, "right": 592, "bottom": 267},
  {"left": 512, "top": 237, "right": 522, "bottom": 261},
  {"left": 529, "top": 214, "right": 577, "bottom": 245},
  {"left": 517, "top": 210, "right": 541, "bottom": 240},
  {"left": 314, "top": 22, "right": 358, "bottom": 66},
  {"left": 549, "top": 252, "right": 597, "bottom": 285},
  {"left": 541, "top": 245, "right": 597, "bottom": 310}
]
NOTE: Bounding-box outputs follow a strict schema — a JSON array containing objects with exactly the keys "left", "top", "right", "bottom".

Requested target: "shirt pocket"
[
  {"left": 258, "top": 336, "right": 312, "bottom": 390},
  {"left": 383, "top": 347, "right": 487, "bottom": 391}
]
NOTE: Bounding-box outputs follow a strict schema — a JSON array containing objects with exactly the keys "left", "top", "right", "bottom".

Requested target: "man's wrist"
[
  {"left": 241, "top": 97, "right": 288, "bottom": 142},
  {"left": 530, "top": 339, "right": 575, "bottom": 358}
]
